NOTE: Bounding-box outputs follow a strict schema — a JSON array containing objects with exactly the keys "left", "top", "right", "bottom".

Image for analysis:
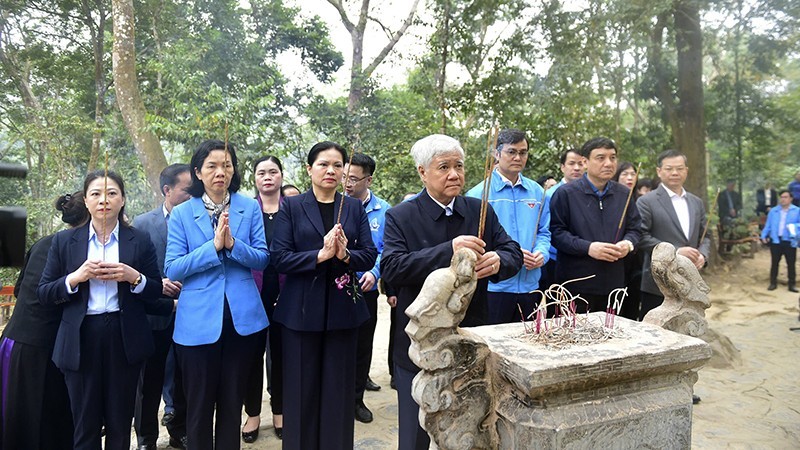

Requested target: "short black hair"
[
  {"left": 636, "top": 178, "right": 653, "bottom": 191},
  {"left": 780, "top": 189, "right": 792, "bottom": 197},
  {"left": 496, "top": 129, "right": 527, "bottom": 151},
  {"left": 559, "top": 148, "right": 581, "bottom": 165},
  {"left": 307, "top": 141, "right": 347, "bottom": 166},
  {"left": 83, "top": 169, "right": 130, "bottom": 227},
  {"left": 159, "top": 164, "right": 191, "bottom": 196},
  {"left": 614, "top": 162, "right": 635, "bottom": 182},
  {"left": 188, "top": 139, "right": 242, "bottom": 198},
  {"left": 656, "top": 149, "right": 687, "bottom": 167},
  {"left": 580, "top": 137, "right": 617, "bottom": 159},
  {"left": 348, "top": 153, "right": 376, "bottom": 176},
  {"left": 536, "top": 174, "right": 554, "bottom": 186}
]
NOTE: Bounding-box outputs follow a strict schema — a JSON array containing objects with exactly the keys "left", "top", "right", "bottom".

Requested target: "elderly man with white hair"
[{"left": 381, "top": 134, "right": 523, "bottom": 450}]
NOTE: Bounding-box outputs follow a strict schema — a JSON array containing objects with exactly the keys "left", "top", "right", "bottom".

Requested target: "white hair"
[{"left": 410, "top": 134, "right": 465, "bottom": 168}]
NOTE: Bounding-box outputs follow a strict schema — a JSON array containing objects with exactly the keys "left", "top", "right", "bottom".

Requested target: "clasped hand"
[
  {"left": 67, "top": 259, "right": 139, "bottom": 289},
  {"left": 318, "top": 224, "right": 348, "bottom": 263},
  {"left": 213, "top": 212, "right": 235, "bottom": 251}
]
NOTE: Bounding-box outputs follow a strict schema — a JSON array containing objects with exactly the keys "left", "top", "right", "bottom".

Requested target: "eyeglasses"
[
  {"left": 343, "top": 174, "right": 368, "bottom": 184},
  {"left": 661, "top": 166, "right": 687, "bottom": 173},
  {"left": 502, "top": 148, "right": 529, "bottom": 158}
]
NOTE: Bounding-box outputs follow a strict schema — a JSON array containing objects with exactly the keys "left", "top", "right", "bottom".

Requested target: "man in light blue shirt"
[
  {"left": 760, "top": 190, "right": 800, "bottom": 292},
  {"left": 466, "top": 129, "right": 550, "bottom": 324}
]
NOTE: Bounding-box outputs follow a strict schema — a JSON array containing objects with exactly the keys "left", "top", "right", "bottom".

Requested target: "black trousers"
[
  {"left": 395, "top": 364, "right": 430, "bottom": 450},
  {"left": 355, "top": 289, "right": 379, "bottom": 400},
  {"left": 0, "top": 338, "right": 73, "bottom": 450},
  {"left": 770, "top": 241, "right": 797, "bottom": 286},
  {"left": 574, "top": 293, "right": 608, "bottom": 314},
  {"left": 639, "top": 292, "right": 665, "bottom": 321},
  {"left": 486, "top": 291, "right": 537, "bottom": 325},
  {"left": 63, "top": 313, "right": 141, "bottom": 450},
  {"left": 176, "top": 304, "right": 258, "bottom": 450},
  {"left": 134, "top": 320, "right": 186, "bottom": 445},
  {"left": 282, "top": 327, "right": 358, "bottom": 450},
  {"left": 387, "top": 303, "right": 395, "bottom": 378}
]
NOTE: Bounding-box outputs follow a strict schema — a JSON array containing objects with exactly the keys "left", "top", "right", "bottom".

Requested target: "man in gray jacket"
[{"left": 637, "top": 149, "right": 711, "bottom": 321}]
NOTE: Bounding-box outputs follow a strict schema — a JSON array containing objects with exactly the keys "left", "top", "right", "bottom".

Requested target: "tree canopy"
[{"left": 1, "top": 0, "right": 799, "bottom": 282}]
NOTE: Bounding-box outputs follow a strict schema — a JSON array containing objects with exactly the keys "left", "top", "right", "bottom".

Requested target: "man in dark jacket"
[
  {"left": 549, "top": 137, "right": 642, "bottom": 313},
  {"left": 381, "top": 134, "right": 522, "bottom": 450}
]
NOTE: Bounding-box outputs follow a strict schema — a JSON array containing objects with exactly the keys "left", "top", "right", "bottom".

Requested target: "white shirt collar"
[
  {"left": 427, "top": 191, "right": 455, "bottom": 212},
  {"left": 662, "top": 184, "right": 686, "bottom": 198},
  {"left": 496, "top": 169, "right": 522, "bottom": 187},
  {"left": 88, "top": 220, "right": 120, "bottom": 243}
]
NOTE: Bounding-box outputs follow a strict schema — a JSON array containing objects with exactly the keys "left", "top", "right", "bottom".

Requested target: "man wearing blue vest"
[
  {"left": 466, "top": 129, "right": 551, "bottom": 323},
  {"left": 344, "top": 153, "right": 391, "bottom": 423}
]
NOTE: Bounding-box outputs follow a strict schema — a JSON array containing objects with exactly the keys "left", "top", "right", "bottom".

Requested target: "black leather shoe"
[
  {"left": 789, "top": 286, "right": 798, "bottom": 293},
  {"left": 161, "top": 411, "right": 175, "bottom": 426},
  {"left": 692, "top": 394, "right": 702, "bottom": 404},
  {"left": 274, "top": 427, "right": 283, "bottom": 439},
  {"left": 242, "top": 427, "right": 259, "bottom": 443},
  {"left": 365, "top": 377, "right": 381, "bottom": 391},
  {"left": 355, "top": 400, "right": 373, "bottom": 423},
  {"left": 390, "top": 377, "right": 396, "bottom": 390},
  {"left": 168, "top": 435, "right": 188, "bottom": 449},
  {"left": 768, "top": 283, "right": 777, "bottom": 290},
  {"left": 138, "top": 445, "right": 157, "bottom": 450}
]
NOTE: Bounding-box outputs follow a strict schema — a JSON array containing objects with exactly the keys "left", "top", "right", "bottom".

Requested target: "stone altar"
[{"left": 407, "top": 247, "right": 713, "bottom": 450}]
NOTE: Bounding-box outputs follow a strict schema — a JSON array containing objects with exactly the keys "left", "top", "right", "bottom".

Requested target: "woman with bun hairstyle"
[
  {"left": 38, "top": 171, "right": 172, "bottom": 449},
  {"left": 0, "top": 192, "right": 88, "bottom": 449}
]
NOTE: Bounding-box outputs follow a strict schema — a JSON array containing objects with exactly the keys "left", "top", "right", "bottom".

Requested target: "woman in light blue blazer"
[{"left": 165, "top": 139, "right": 269, "bottom": 450}]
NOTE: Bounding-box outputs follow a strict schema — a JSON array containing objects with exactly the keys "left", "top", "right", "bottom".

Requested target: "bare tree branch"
[
  {"left": 364, "top": 0, "right": 420, "bottom": 77},
  {"left": 325, "top": 0, "right": 355, "bottom": 34}
]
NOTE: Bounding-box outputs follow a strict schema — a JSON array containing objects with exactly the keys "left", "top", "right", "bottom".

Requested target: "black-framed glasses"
[{"left": 343, "top": 174, "right": 368, "bottom": 184}]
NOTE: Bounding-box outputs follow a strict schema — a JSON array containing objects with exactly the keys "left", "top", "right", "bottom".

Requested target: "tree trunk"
[
  {"left": 86, "top": 0, "right": 108, "bottom": 171},
  {"left": 111, "top": 0, "right": 167, "bottom": 201},
  {"left": 673, "top": 0, "right": 706, "bottom": 201}
]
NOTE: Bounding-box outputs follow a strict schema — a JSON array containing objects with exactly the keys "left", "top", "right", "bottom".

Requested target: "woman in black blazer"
[
  {"left": 37, "top": 171, "right": 171, "bottom": 450},
  {"left": 0, "top": 192, "right": 87, "bottom": 450},
  {"left": 271, "top": 142, "right": 377, "bottom": 450}
]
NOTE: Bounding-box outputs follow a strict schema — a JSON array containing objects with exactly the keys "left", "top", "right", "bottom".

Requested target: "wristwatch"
[{"left": 131, "top": 272, "right": 143, "bottom": 288}]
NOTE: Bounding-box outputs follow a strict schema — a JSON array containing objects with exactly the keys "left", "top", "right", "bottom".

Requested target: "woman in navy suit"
[
  {"left": 271, "top": 142, "right": 377, "bottom": 449},
  {"left": 0, "top": 192, "right": 87, "bottom": 449},
  {"left": 37, "top": 171, "right": 171, "bottom": 450},
  {"left": 164, "top": 139, "right": 269, "bottom": 450}
]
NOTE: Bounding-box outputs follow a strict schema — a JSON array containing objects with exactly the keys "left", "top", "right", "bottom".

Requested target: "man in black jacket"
[
  {"left": 381, "top": 134, "right": 522, "bottom": 450},
  {"left": 549, "top": 137, "right": 642, "bottom": 313}
]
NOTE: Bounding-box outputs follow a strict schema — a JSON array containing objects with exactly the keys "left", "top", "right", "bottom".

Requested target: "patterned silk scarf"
[{"left": 201, "top": 191, "right": 231, "bottom": 229}]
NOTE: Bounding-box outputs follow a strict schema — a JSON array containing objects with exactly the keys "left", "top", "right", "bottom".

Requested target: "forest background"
[{"left": 1, "top": 0, "right": 798, "bottom": 284}]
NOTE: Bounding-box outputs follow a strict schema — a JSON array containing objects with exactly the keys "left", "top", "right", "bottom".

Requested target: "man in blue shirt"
[
  {"left": 466, "top": 129, "right": 550, "bottom": 323},
  {"left": 760, "top": 190, "right": 800, "bottom": 292},
  {"left": 344, "top": 153, "right": 391, "bottom": 423}
]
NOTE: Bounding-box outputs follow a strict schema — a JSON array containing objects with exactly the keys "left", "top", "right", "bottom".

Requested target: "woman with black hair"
[
  {"left": 0, "top": 192, "right": 87, "bottom": 449},
  {"left": 241, "top": 155, "right": 285, "bottom": 442},
  {"left": 614, "top": 161, "right": 644, "bottom": 320},
  {"left": 38, "top": 171, "right": 171, "bottom": 449},
  {"left": 271, "top": 142, "right": 377, "bottom": 449},
  {"left": 165, "top": 139, "right": 269, "bottom": 450}
]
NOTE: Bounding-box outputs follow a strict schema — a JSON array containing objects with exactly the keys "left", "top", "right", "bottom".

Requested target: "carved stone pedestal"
[{"left": 469, "top": 315, "right": 711, "bottom": 450}]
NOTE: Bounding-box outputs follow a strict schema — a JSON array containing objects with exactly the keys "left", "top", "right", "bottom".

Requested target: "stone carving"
[
  {"left": 406, "top": 248, "right": 498, "bottom": 450},
  {"left": 407, "top": 244, "right": 713, "bottom": 449},
  {"left": 644, "top": 242, "right": 711, "bottom": 337}
]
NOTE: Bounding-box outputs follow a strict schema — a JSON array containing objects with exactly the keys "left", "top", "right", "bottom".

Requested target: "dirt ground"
[{"left": 144, "top": 246, "right": 799, "bottom": 449}]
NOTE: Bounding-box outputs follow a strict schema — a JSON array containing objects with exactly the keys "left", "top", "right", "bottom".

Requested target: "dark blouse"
[{"left": 2, "top": 234, "right": 62, "bottom": 349}]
